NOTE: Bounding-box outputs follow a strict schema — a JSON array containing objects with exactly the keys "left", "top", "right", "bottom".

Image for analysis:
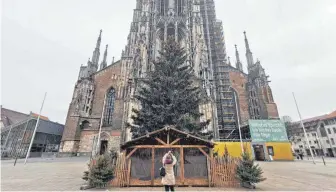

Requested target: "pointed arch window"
[{"left": 103, "top": 88, "right": 116, "bottom": 126}]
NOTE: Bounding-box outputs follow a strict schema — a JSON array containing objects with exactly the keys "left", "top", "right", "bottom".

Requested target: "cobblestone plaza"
[{"left": 1, "top": 157, "right": 336, "bottom": 191}]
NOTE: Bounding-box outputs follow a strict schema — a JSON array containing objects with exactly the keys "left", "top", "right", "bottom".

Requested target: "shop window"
[{"left": 267, "top": 146, "right": 274, "bottom": 156}]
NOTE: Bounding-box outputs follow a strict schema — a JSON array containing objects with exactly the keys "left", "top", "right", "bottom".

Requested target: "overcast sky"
[{"left": 1, "top": 0, "right": 336, "bottom": 124}]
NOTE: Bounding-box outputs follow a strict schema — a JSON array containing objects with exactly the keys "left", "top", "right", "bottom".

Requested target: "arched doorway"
[{"left": 99, "top": 132, "right": 110, "bottom": 155}]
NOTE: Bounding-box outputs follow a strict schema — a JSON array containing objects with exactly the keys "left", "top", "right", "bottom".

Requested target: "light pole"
[
  {"left": 233, "top": 90, "right": 244, "bottom": 153},
  {"left": 96, "top": 94, "right": 107, "bottom": 156},
  {"left": 292, "top": 92, "right": 315, "bottom": 164},
  {"left": 24, "top": 92, "right": 47, "bottom": 164},
  {"left": 314, "top": 132, "right": 326, "bottom": 166},
  {"left": 226, "top": 86, "right": 244, "bottom": 153}
]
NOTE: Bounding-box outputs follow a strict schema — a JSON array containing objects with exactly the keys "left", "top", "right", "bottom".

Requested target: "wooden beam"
[
  {"left": 170, "top": 138, "right": 181, "bottom": 145},
  {"left": 126, "top": 148, "right": 137, "bottom": 159},
  {"left": 151, "top": 147, "right": 155, "bottom": 185},
  {"left": 180, "top": 146, "right": 184, "bottom": 185},
  {"left": 130, "top": 145, "right": 208, "bottom": 149},
  {"left": 155, "top": 137, "right": 167, "bottom": 145},
  {"left": 198, "top": 147, "right": 210, "bottom": 159}
]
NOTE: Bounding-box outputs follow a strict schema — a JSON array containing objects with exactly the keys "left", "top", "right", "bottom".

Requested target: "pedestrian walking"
[
  {"left": 161, "top": 151, "right": 177, "bottom": 192},
  {"left": 299, "top": 151, "right": 304, "bottom": 160}
]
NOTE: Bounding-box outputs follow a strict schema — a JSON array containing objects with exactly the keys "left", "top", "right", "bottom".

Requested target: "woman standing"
[{"left": 162, "top": 151, "right": 177, "bottom": 192}]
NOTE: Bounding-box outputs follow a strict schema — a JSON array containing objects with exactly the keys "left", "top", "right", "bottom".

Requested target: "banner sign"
[{"left": 249, "top": 120, "right": 288, "bottom": 142}]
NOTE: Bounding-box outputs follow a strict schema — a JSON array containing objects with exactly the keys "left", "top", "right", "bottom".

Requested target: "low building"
[
  {"left": 320, "top": 111, "right": 336, "bottom": 156},
  {"left": 287, "top": 110, "right": 336, "bottom": 157},
  {"left": 1, "top": 107, "right": 64, "bottom": 158},
  {"left": 214, "top": 119, "right": 293, "bottom": 161}
]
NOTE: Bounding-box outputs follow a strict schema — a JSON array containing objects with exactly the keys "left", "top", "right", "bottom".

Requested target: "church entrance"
[
  {"left": 253, "top": 144, "right": 265, "bottom": 161},
  {"left": 100, "top": 140, "right": 108, "bottom": 155}
]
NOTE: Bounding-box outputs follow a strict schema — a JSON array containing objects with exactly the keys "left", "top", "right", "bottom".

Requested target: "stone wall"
[
  {"left": 61, "top": 61, "right": 125, "bottom": 154},
  {"left": 59, "top": 140, "right": 79, "bottom": 153},
  {"left": 61, "top": 106, "right": 80, "bottom": 141},
  {"left": 229, "top": 71, "right": 250, "bottom": 125},
  {"left": 77, "top": 130, "right": 121, "bottom": 154},
  {"left": 78, "top": 130, "right": 97, "bottom": 152},
  {"left": 91, "top": 61, "right": 125, "bottom": 130},
  {"left": 266, "top": 103, "right": 279, "bottom": 119}
]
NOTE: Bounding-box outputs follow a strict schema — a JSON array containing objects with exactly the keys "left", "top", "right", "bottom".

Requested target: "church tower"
[
  {"left": 244, "top": 31, "right": 279, "bottom": 120},
  {"left": 119, "top": 0, "right": 227, "bottom": 140},
  {"left": 60, "top": 1, "right": 281, "bottom": 154}
]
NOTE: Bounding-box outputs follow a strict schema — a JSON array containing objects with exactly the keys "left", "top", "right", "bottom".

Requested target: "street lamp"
[{"left": 226, "top": 86, "right": 244, "bottom": 153}]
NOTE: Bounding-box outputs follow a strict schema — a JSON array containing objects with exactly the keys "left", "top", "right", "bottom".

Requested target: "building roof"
[
  {"left": 1, "top": 107, "right": 54, "bottom": 131},
  {"left": 322, "top": 110, "right": 336, "bottom": 120},
  {"left": 121, "top": 126, "right": 215, "bottom": 150},
  {"left": 292, "top": 114, "right": 328, "bottom": 124},
  {"left": 1, "top": 107, "right": 29, "bottom": 127},
  {"left": 30, "top": 112, "right": 50, "bottom": 121}
]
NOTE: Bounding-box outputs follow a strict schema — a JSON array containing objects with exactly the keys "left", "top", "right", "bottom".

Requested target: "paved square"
[{"left": 1, "top": 157, "right": 336, "bottom": 191}]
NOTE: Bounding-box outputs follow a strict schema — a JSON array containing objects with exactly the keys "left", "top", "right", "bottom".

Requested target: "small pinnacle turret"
[
  {"left": 235, "top": 44, "right": 243, "bottom": 71},
  {"left": 100, "top": 44, "right": 108, "bottom": 70},
  {"left": 111, "top": 56, "right": 115, "bottom": 65},
  {"left": 244, "top": 31, "right": 254, "bottom": 69},
  {"left": 228, "top": 56, "right": 231, "bottom": 66}
]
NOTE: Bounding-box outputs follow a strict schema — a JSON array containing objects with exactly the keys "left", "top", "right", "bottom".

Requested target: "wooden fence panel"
[
  {"left": 210, "top": 156, "right": 239, "bottom": 188},
  {"left": 111, "top": 154, "right": 128, "bottom": 187}
]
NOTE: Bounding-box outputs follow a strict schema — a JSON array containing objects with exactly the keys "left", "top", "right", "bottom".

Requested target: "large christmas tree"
[{"left": 129, "top": 37, "right": 211, "bottom": 138}]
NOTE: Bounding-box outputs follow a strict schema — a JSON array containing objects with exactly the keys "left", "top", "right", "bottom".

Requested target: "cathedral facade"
[{"left": 59, "top": 0, "right": 279, "bottom": 156}]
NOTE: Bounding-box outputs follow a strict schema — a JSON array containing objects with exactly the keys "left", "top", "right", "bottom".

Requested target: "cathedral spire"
[
  {"left": 91, "top": 30, "right": 102, "bottom": 72},
  {"left": 244, "top": 31, "right": 254, "bottom": 68},
  {"left": 96, "top": 29, "right": 102, "bottom": 49},
  {"left": 235, "top": 44, "right": 243, "bottom": 71},
  {"left": 100, "top": 44, "right": 108, "bottom": 70}
]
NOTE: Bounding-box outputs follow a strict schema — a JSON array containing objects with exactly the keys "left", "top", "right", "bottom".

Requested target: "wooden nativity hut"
[{"left": 113, "top": 126, "right": 215, "bottom": 187}]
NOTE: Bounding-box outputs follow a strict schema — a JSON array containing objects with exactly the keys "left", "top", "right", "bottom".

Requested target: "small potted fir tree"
[{"left": 236, "top": 151, "right": 266, "bottom": 189}]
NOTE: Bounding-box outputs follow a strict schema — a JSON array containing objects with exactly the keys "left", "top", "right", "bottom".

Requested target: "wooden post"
[
  {"left": 207, "top": 155, "right": 211, "bottom": 187},
  {"left": 125, "top": 156, "right": 132, "bottom": 187},
  {"left": 180, "top": 146, "right": 184, "bottom": 185},
  {"left": 167, "top": 131, "right": 170, "bottom": 144},
  {"left": 151, "top": 147, "right": 155, "bottom": 186},
  {"left": 127, "top": 159, "right": 131, "bottom": 187},
  {"left": 210, "top": 149, "right": 213, "bottom": 186}
]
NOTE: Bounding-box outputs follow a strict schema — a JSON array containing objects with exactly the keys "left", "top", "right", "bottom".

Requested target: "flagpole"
[
  {"left": 292, "top": 92, "right": 315, "bottom": 164},
  {"left": 233, "top": 91, "right": 244, "bottom": 153},
  {"left": 96, "top": 93, "right": 107, "bottom": 155},
  {"left": 24, "top": 92, "right": 47, "bottom": 164}
]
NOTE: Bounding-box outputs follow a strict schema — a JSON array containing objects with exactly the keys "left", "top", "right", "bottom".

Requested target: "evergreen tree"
[
  {"left": 83, "top": 154, "right": 115, "bottom": 188},
  {"left": 236, "top": 151, "right": 266, "bottom": 188},
  {"left": 129, "top": 37, "right": 211, "bottom": 138}
]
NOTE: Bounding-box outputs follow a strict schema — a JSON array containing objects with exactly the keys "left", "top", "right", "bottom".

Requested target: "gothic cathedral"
[{"left": 59, "top": 0, "right": 279, "bottom": 156}]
